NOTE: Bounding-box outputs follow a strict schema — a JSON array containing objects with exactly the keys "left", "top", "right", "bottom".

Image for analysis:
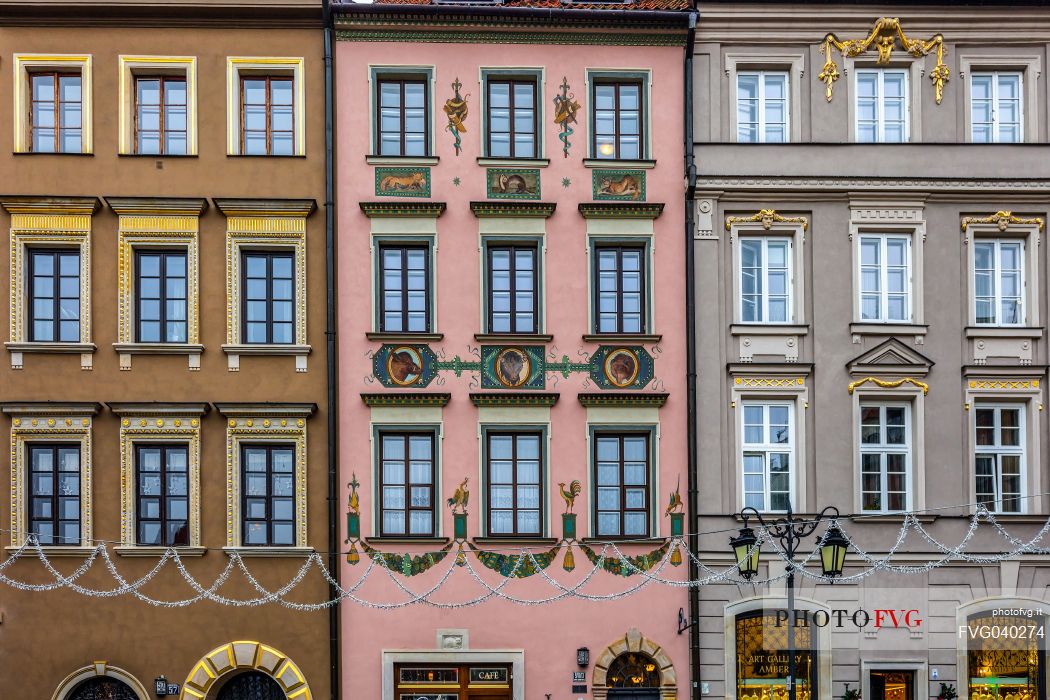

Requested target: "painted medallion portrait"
[
  {"left": 604, "top": 348, "right": 640, "bottom": 388},
  {"left": 495, "top": 348, "right": 531, "bottom": 388},
  {"left": 386, "top": 346, "right": 424, "bottom": 386}
]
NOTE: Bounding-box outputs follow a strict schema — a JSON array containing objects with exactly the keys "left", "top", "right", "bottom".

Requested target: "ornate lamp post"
[{"left": 730, "top": 503, "right": 849, "bottom": 700}]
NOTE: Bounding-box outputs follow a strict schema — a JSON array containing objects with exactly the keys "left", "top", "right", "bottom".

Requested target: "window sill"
[
  {"left": 366, "top": 332, "right": 444, "bottom": 342},
  {"left": 730, "top": 324, "right": 809, "bottom": 336},
  {"left": 582, "top": 158, "right": 656, "bottom": 169},
  {"left": 474, "top": 333, "right": 553, "bottom": 343},
  {"left": 114, "top": 546, "right": 207, "bottom": 557},
  {"left": 472, "top": 537, "right": 560, "bottom": 547},
  {"left": 114, "top": 342, "right": 204, "bottom": 354},
  {"left": 117, "top": 152, "right": 199, "bottom": 158},
  {"left": 580, "top": 537, "right": 666, "bottom": 546},
  {"left": 849, "top": 323, "right": 928, "bottom": 336},
  {"left": 366, "top": 155, "right": 439, "bottom": 166},
  {"left": 13, "top": 151, "right": 93, "bottom": 157},
  {"left": 5, "top": 545, "right": 95, "bottom": 557},
  {"left": 6, "top": 342, "right": 96, "bottom": 370},
  {"left": 222, "top": 344, "right": 311, "bottom": 373},
  {"left": 848, "top": 513, "right": 937, "bottom": 524},
  {"left": 227, "top": 153, "right": 306, "bottom": 159},
  {"left": 582, "top": 333, "right": 661, "bottom": 344},
  {"left": 365, "top": 536, "right": 450, "bottom": 546},
  {"left": 476, "top": 157, "right": 550, "bottom": 168},
  {"left": 965, "top": 326, "right": 1044, "bottom": 339},
  {"left": 222, "top": 546, "right": 315, "bottom": 558},
  {"left": 964, "top": 513, "right": 1046, "bottom": 523}
]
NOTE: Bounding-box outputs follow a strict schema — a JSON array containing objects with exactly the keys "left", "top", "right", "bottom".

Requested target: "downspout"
[
  {"left": 323, "top": 0, "right": 341, "bottom": 699},
  {"left": 683, "top": 6, "right": 700, "bottom": 700}
]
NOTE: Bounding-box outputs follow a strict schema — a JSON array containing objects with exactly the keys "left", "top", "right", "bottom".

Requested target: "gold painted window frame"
[
  {"left": 225, "top": 57, "right": 306, "bottom": 157},
  {"left": 224, "top": 415, "right": 309, "bottom": 550},
  {"left": 8, "top": 415, "right": 94, "bottom": 551},
  {"left": 117, "top": 414, "right": 203, "bottom": 552},
  {"left": 13, "top": 54, "right": 93, "bottom": 154},
  {"left": 118, "top": 55, "right": 198, "bottom": 156}
]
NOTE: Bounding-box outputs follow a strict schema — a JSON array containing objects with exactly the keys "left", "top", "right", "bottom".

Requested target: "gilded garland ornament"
[
  {"left": 960, "top": 211, "right": 1045, "bottom": 233},
  {"left": 847, "top": 376, "right": 929, "bottom": 395},
  {"left": 443, "top": 77, "right": 469, "bottom": 155},
  {"left": 725, "top": 209, "right": 809, "bottom": 232},
  {"left": 818, "top": 17, "right": 949, "bottom": 104}
]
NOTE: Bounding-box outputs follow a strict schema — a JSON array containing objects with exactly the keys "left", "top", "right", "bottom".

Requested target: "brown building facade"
[{"left": 0, "top": 2, "right": 331, "bottom": 698}]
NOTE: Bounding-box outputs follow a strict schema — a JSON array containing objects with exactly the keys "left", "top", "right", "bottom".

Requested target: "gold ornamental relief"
[
  {"left": 961, "top": 211, "right": 1045, "bottom": 233},
  {"left": 819, "top": 17, "right": 949, "bottom": 104},
  {"left": 725, "top": 209, "right": 809, "bottom": 232},
  {"left": 847, "top": 376, "right": 929, "bottom": 395}
]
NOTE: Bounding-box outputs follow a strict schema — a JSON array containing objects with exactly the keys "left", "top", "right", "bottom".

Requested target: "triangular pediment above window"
[{"left": 846, "top": 338, "right": 934, "bottom": 377}]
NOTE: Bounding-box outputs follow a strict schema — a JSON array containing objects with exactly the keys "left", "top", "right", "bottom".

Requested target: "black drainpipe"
[
  {"left": 323, "top": 1, "right": 341, "bottom": 698},
  {"left": 683, "top": 6, "right": 700, "bottom": 700}
]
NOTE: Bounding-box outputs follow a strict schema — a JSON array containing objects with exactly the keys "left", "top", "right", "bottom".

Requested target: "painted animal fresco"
[
  {"left": 495, "top": 173, "right": 533, "bottom": 194},
  {"left": 387, "top": 348, "right": 423, "bottom": 385},
  {"left": 606, "top": 350, "right": 639, "bottom": 387},
  {"left": 379, "top": 172, "right": 427, "bottom": 192},
  {"left": 487, "top": 168, "right": 540, "bottom": 199},
  {"left": 497, "top": 349, "right": 528, "bottom": 387},
  {"left": 597, "top": 174, "right": 642, "bottom": 200}
]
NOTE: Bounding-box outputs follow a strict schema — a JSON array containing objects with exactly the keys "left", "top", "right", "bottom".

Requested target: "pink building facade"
[{"left": 334, "top": 2, "right": 692, "bottom": 698}]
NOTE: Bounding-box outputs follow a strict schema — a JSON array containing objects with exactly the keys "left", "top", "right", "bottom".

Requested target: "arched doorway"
[
  {"left": 215, "top": 671, "right": 286, "bottom": 700},
  {"left": 593, "top": 628, "right": 678, "bottom": 699},
  {"left": 68, "top": 678, "right": 141, "bottom": 700}
]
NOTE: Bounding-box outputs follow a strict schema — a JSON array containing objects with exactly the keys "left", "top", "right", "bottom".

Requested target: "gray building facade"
[{"left": 692, "top": 4, "right": 1050, "bottom": 700}]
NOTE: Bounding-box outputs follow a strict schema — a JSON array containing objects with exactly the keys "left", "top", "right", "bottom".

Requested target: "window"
[
  {"left": 741, "top": 403, "right": 793, "bottom": 511},
  {"left": 487, "top": 79, "right": 537, "bottom": 158},
  {"left": 241, "top": 76, "right": 294, "bottom": 156},
  {"left": 135, "top": 444, "right": 189, "bottom": 546},
  {"left": 241, "top": 444, "right": 295, "bottom": 546},
  {"left": 377, "top": 78, "right": 428, "bottom": 157},
  {"left": 135, "top": 250, "right": 188, "bottom": 343},
  {"left": 379, "top": 433, "right": 435, "bottom": 537},
  {"left": 971, "top": 72, "right": 1022, "bottom": 143},
  {"left": 975, "top": 405, "right": 1024, "bottom": 514},
  {"left": 134, "top": 76, "right": 187, "bottom": 155},
  {"left": 855, "top": 69, "right": 908, "bottom": 143},
  {"left": 859, "top": 234, "right": 911, "bottom": 323},
  {"left": 594, "top": 245, "right": 646, "bottom": 334},
  {"left": 486, "top": 432, "right": 543, "bottom": 536},
  {"left": 487, "top": 244, "right": 538, "bottom": 334},
  {"left": 740, "top": 238, "right": 791, "bottom": 323},
  {"left": 974, "top": 240, "right": 1024, "bottom": 326},
  {"left": 594, "top": 433, "right": 650, "bottom": 538},
  {"left": 241, "top": 251, "right": 295, "bottom": 344},
  {"left": 737, "top": 72, "right": 788, "bottom": 143},
  {"left": 859, "top": 404, "right": 910, "bottom": 512},
  {"left": 29, "top": 72, "right": 82, "bottom": 153},
  {"left": 28, "top": 249, "right": 80, "bottom": 342},
  {"left": 379, "top": 244, "right": 430, "bottom": 333},
  {"left": 593, "top": 80, "right": 643, "bottom": 159},
  {"left": 27, "top": 444, "right": 80, "bottom": 546}
]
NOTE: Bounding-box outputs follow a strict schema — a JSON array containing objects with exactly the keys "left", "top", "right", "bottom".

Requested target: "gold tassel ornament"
[{"left": 562, "top": 544, "right": 576, "bottom": 572}]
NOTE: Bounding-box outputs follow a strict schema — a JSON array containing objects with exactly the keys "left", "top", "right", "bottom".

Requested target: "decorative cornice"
[
  {"left": 967, "top": 379, "right": 1040, "bottom": 391},
  {"left": 469, "top": 392, "right": 559, "bottom": 407},
  {"left": 361, "top": 393, "right": 451, "bottom": 407},
  {"left": 725, "top": 209, "right": 808, "bottom": 232},
  {"left": 212, "top": 198, "right": 316, "bottom": 218},
  {"left": 847, "top": 377, "right": 929, "bottom": 395},
  {"left": 819, "top": 17, "right": 948, "bottom": 104},
  {"left": 697, "top": 176, "right": 1050, "bottom": 196},
  {"left": 733, "top": 377, "right": 805, "bottom": 389},
  {"left": 577, "top": 392, "right": 668, "bottom": 407},
  {"left": 360, "top": 201, "right": 447, "bottom": 218},
  {"left": 961, "top": 210, "right": 1045, "bottom": 232},
  {"left": 470, "top": 201, "right": 556, "bottom": 218},
  {"left": 0, "top": 197, "right": 100, "bottom": 215},
  {"left": 104, "top": 197, "right": 208, "bottom": 217},
  {"left": 213, "top": 403, "right": 317, "bottom": 417},
  {"left": 1, "top": 402, "right": 101, "bottom": 416},
  {"left": 106, "top": 402, "right": 210, "bottom": 416},
  {"left": 577, "top": 202, "right": 664, "bottom": 219}
]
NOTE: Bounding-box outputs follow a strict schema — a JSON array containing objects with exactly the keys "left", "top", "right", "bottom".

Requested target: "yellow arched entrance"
[
  {"left": 52, "top": 662, "right": 150, "bottom": 700},
  {"left": 593, "top": 627, "right": 678, "bottom": 699},
  {"left": 179, "top": 641, "right": 311, "bottom": 699}
]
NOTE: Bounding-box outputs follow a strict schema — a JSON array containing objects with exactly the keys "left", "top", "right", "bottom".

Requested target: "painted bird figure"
[
  {"left": 447, "top": 477, "right": 470, "bottom": 514},
  {"left": 665, "top": 476, "right": 683, "bottom": 516},
  {"left": 558, "top": 480, "right": 582, "bottom": 514}
]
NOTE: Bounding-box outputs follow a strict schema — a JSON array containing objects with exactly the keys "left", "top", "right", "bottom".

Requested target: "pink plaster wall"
[{"left": 336, "top": 37, "right": 689, "bottom": 699}]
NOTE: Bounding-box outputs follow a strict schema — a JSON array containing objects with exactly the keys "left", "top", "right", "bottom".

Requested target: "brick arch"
[
  {"left": 51, "top": 662, "right": 150, "bottom": 700},
  {"left": 179, "top": 641, "right": 311, "bottom": 699},
  {"left": 592, "top": 627, "right": 677, "bottom": 699}
]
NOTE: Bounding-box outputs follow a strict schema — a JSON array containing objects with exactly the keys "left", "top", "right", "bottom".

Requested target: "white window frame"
[
  {"left": 723, "top": 52, "right": 804, "bottom": 143},
  {"left": 857, "top": 233, "right": 912, "bottom": 323},
  {"left": 853, "top": 68, "right": 910, "bottom": 143},
  {"left": 858, "top": 402, "right": 912, "bottom": 513},
  {"left": 735, "top": 71, "right": 790, "bottom": 143},
  {"left": 737, "top": 236, "right": 793, "bottom": 324},
  {"left": 739, "top": 401, "right": 795, "bottom": 513},
  {"left": 959, "top": 55, "right": 1042, "bottom": 144},
  {"left": 972, "top": 238, "right": 1025, "bottom": 327},
  {"left": 973, "top": 403, "right": 1026, "bottom": 514},
  {"left": 969, "top": 71, "right": 1024, "bottom": 144}
]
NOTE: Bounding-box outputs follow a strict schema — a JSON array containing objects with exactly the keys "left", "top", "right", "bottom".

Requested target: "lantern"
[
  {"left": 729, "top": 526, "right": 759, "bottom": 580},
  {"left": 819, "top": 525, "right": 849, "bottom": 578}
]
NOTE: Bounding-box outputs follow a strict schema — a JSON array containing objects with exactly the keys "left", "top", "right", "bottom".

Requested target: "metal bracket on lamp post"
[{"left": 677, "top": 607, "right": 696, "bottom": 635}]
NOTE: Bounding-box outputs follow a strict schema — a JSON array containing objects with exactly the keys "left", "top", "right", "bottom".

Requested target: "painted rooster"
[
  {"left": 558, "top": 480, "right": 582, "bottom": 514},
  {"left": 665, "top": 476, "right": 683, "bottom": 516},
  {"left": 447, "top": 477, "right": 470, "bottom": 514}
]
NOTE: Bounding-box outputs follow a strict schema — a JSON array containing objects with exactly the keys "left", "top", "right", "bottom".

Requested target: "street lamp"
[{"left": 729, "top": 503, "right": 848, "bottom": 700}]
